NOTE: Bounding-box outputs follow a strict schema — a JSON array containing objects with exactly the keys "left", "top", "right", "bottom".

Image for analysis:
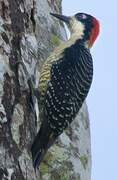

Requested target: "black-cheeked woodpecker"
[{"left": 31, "top": 12, "right": 100, "bottom": 169}]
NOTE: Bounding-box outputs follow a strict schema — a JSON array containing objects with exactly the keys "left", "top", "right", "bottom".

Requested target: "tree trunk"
[{"left": 0, "top": 0, "right": 91, "bottom": 180}]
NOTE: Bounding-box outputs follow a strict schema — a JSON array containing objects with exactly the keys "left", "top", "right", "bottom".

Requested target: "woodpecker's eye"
[
  {"left": 75, "top": 13, "right": 87, "bottom": 20},
  {"left": 81, "top": 14, "right": 87, "bottom": 19}
]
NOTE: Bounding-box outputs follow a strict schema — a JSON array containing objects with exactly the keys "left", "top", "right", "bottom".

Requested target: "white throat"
[{"left": 70, "top": 17, "right": 85, "bottom": 40}]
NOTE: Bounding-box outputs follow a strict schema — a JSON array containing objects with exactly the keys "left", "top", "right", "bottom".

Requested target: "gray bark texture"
[{"left": 0, "top": 0, "right": 91, "bottom": 179}]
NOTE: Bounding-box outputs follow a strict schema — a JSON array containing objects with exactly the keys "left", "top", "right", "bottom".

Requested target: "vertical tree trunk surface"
[{"left": 0, "top": 0, "right": 91, "bottom": 179}]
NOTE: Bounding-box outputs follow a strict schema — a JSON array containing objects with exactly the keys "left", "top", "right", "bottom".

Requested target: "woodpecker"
[{"left": 31, "top": 12, "right": 100, "bottom": 169}]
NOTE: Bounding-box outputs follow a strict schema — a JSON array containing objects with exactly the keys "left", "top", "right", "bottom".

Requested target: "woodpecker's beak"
[{"left": 50, "top": 13, "right": 69, "bottom": 23}]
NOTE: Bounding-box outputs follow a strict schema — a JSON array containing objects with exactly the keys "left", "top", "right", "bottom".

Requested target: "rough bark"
[{"left": 0, "top": 0, "right": 91, "bottom": 180}]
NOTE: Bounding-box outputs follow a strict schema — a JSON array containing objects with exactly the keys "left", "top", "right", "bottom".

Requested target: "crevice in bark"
[
  {"left": 2, "top": 73, "right": 13, "bottom": 121},
  {"left": 1, "top": 32, "right": 9, "bottom": 44},
  {"left": 0, "top": 167, "right": 8, "bottom": 180},
  {"left": 1, "top": 1, "right": 9, "bottom": 20},
  {"left": 30, "top": 8, "right": 36, "bottom": 32},
  {"left": 9, "top": 0, "right": 25, "bottom": 34}
]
